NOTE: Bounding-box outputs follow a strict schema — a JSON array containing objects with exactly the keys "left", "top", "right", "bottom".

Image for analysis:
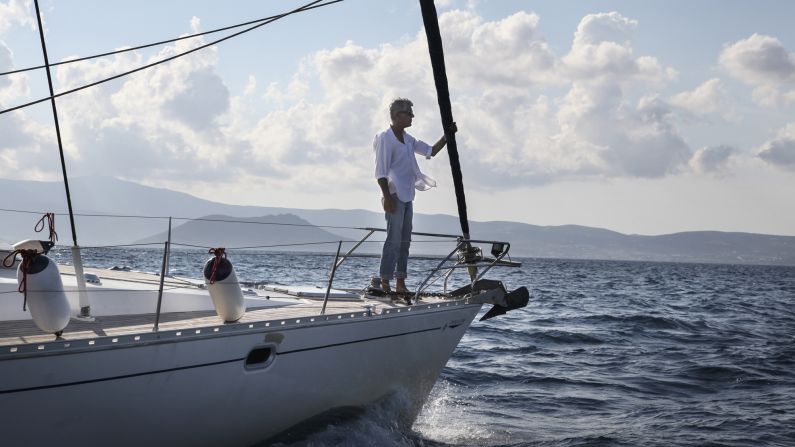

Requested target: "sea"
[{"left": 52, "top": 248, "right": 795, "bottom": 447}]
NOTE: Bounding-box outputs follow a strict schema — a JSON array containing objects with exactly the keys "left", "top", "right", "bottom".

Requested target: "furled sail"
[{"left": 419, "top": 0, "right": 470, "bottom": 240}]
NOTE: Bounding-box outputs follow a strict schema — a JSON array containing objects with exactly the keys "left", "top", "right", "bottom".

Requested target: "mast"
[
  {"left": 33, "top": 0, "right": 91, "bottom": 318},
  {"left": 418, "top": 0, "right": 470, "bottom": 240},
  {"left": 419, "top": 0, "right": 480, "bottom": 280}
]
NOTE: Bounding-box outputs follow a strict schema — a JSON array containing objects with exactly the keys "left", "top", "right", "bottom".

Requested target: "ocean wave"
[
  {"left": 681, "top": 365, "right": 757, "bottom": 382},
  {"left": 50, "top": 249, "right": 795, "bottom": 446}
]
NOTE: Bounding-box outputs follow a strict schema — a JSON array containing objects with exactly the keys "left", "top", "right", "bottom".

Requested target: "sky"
[{"left": 1, "top": 0, "right": 794, "bottom": 236}]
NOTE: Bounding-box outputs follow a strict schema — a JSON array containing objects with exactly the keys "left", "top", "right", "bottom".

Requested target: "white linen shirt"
[{"left": 374, "top": 127, "right": 436, "bottom": 202}]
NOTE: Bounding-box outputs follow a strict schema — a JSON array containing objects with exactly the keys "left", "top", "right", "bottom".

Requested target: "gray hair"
[{"left": 389, "top": 98, "right": 414, "bottom": 117}]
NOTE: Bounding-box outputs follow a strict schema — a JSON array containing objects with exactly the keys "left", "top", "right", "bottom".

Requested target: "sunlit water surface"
[{"left": 53, "top": 249, "right": 795, "bottom": 446}]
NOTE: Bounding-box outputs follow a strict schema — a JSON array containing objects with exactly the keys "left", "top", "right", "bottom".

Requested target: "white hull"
[{"left": 0, "top": 302, "right": 481, "bottom": 446}]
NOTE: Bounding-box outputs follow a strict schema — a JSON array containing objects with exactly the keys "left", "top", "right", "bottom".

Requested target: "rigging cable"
[
  {"left": 0, "top": 0, "right": 342, "bottom": 116},
  {"left": 33, "top": 0, "right": 79, "bottom": 246},
  {"left": 0, "top": 208, "right": 466, "bottom": 245},
  {"left": 0, "top": 208, "right": 463, "bottom": 241},
  {"left": 0, "top": 1, "right": 340, "bottom": 78},
  {"left": 174, "top": 241, "right": 342, "bottom": 251},
  {"left": 0, "top": 207, "right": 379, "bottom": 233},
  {"left": 0, "top": 207, "right": 369, "bottom": 231}
]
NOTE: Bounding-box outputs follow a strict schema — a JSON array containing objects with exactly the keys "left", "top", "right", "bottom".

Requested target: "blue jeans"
[{"left": 379, "top": 194, "right": 412, "bottom": 280}]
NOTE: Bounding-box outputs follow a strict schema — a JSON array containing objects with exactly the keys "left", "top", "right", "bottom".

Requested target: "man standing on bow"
[{"left": 373, "top": 97, "right": 455, "bottom": 297}]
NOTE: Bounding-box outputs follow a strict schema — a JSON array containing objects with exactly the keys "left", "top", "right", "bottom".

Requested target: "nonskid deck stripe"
[{"left": 0, "top": 301, "right": 477, "bottom": 357}]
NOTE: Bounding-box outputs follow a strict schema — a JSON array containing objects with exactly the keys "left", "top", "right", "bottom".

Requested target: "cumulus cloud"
[
  {"left": 243, "top": 75, "right": 256, "bottom": 96},
  {"left": 573, "top": 11, "right": 636, "bottom": 47},
  {"left": 750, "top": 84, "right": 795, "bottom": 108},
  {"left": 720, "top": 34, "right": 795, "bottom": 106},
  {"left": 243, "top": 9, "right": 688, "bottom": 188},
  {"left": 1, "top": 8, "right": 699, "bottom": 192},
  {"left": 0, "top": 40, "right": 31, "bottom": 104},
  {"left": 720, "top": 34, "right": 795, "bottom": 84},
  {"left": 263, "top": 78, "right": 309, "bottom": 104},
  {"left": 0, "top": 108, "right": 35, "bottom": 150},
  {"left": 563, "top": 12, "right": 676, "bottom": 84},
  {"left": 35, "top": 21, "right": 244, "bottom": 182},
  {"left": 0, "top": 0, "right": 34, "bottom": 35},
  {"left": 441, "top": 10, "right": 560, "bottom": 89},
  {"left": 0, "top": 101, "right": 64, "bottom": 180},
  {"left": 670, "top": 78, "right": 731, "bottom": 118},
  {"left": 163, "top": 70, "right": 230, "bottom": 129},
  {"left": 617, "top": 96, "right": 691, "bottom": 177},
  {"left": 528, "top": 84, "right": 691, "bottom": 180},
  {"left": 689, "top": 144, "right": 739, "bottom": 174},
  {"left": 0, "top": 41, "right": 11, "bottom": 87},
  {"left": 757, "top": 122, "right": 795, "bottom": 170},
  {"left": 0, "top": 32, "right": 48, "bottom": 177}
]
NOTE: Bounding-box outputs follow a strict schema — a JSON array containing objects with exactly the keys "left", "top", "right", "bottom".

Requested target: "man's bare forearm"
[
  {"left": 431, "top": 122, "right": 458, "bottom": 156},
  {"left": 431, "top": 135, "right": 447, "bottom": 157},
  {"left": 377, "top": 177, "right": 391, "bottom": 197},
  {"left": 378, "top": 177, "right": 395, "bottom": 214}
]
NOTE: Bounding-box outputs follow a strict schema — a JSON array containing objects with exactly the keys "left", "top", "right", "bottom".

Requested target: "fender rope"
[
  {"left": 208, "top": 247, "right": 226, "bottom": 285},
  {"left": 35, "top": 212, "right": 58, "bottom": 244},
  {"left": 2, "top": 249, "right": 40, "bottom": 310}
]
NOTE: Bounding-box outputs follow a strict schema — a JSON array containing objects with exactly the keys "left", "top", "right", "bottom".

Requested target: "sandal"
[
  {"left": 393, "top": 290, "right": 413, "bottom": 305},
  {"left": 366, "top": 286, "right": 386, "bottom": 297}
]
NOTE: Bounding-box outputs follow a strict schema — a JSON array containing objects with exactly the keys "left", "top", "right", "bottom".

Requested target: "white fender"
[
  {"left": 203, "top": 256, "right": 245, "bottom": 322},
  {"left": 18, "top": 255, "right": 70, "bottom": 334}
]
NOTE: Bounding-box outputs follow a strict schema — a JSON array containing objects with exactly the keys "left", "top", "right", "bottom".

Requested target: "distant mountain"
[
  {"left": 471, "top": 221, "right": 795, "bottom": 265},
  {"left": 2, "top": 176, "right": 794, "bottom": 265},
  {"left": 0, "top": 176, "right": 349, "bottom": 246},
  {"left": 135, "top": 214, "right": 350, "bottom": 252}
]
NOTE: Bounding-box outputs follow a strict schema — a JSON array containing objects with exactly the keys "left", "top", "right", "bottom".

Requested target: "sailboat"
[{"left": 0, "top": 1, "right": 528, "bottom": 445}]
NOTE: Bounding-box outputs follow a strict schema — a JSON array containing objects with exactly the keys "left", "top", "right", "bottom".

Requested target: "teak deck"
[{"left": 0, "top": 265, "right": 440, "bottom": 347}]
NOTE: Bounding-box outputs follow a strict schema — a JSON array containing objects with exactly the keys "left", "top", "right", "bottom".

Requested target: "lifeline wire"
[
  {"left": 0, "top": 207, "right": 367, "bottom": 231},
  {"left": 0, "top": 1, "right": 341, "bottom": 77},
  {"left": 0, "top": 286, "right": 190, "bottom": 295},
  {"left": 0, "top": 207, "right": 460, "bottom": 238},
  {"left": 0, "top": 0, "right": 342, "bottom": 116},
  {"left": 67, "top": 240, "right": 459, "bottom": 252},
  {"left": 172, "top": 241, "right": 343, "bottom": 250}
]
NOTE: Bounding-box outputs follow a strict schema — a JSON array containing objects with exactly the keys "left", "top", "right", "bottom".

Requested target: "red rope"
[
  {"left": 1, "top": 250, "right": 19, "bottom": 269},
  {"left": 2, "top": 249, "right": 39, "bottom": 310},
  {"left": 34, "top": 212, "right": 58, "bottom": 244},
  {"left": 208, "top": 247, "right": 226, "bottom": 285}
]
